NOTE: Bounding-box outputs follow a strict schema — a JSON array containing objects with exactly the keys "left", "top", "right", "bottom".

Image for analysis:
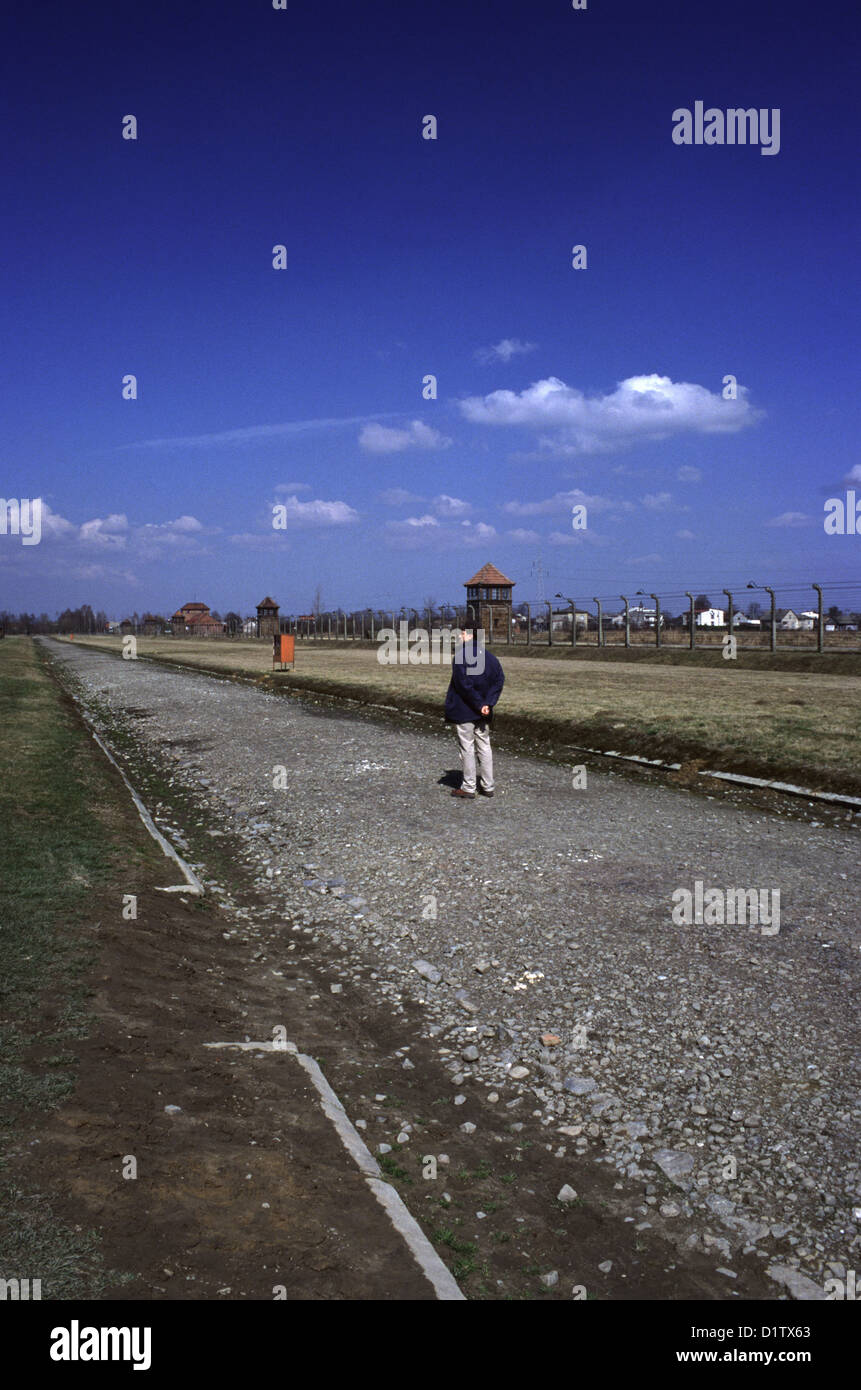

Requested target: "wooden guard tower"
[
  {"left": 464, "top": 562, "right": 515, "bottom": 641},
  {"left": 256, "top": 596, "right": 280, "bottom": 638}
]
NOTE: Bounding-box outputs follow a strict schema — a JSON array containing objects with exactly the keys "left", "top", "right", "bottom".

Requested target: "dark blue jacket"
[{"left": 444, "top": 642, "right": 505, "bottom": 724}]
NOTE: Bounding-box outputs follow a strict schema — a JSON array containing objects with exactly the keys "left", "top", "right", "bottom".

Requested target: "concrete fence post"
[
  {"left": 723, "top": 589, "right": 734, "bottom": 647},
  {"left": 765, "top": 586, "right": 777, "bottom": 652},
  {"left": 593, "top": 598, "right": 604, "bottom": 647},
  {"left": 812, "top": 583, "right": 824, "bottom": 653}
]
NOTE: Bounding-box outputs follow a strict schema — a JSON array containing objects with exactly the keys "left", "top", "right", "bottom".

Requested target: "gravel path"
[{"left": 46, "top": 639, "right": 859, "bottom": 1299}]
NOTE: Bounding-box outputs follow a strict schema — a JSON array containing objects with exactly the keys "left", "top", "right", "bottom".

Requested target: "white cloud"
[
  {"left": 135, "top": 516, "right": 208, "bottom": 553},
  {"left": 460, "top": 520, "right": 496, "bottom": 543},
  {"left": 461, "top": 373, "right": 760, "bottom": 454},
  {"left": 677, "top": 465, "right": 702, "bottom": 482},
  {"left": 228, "top": 532, "right": 286, "bottom": 550},
  {"left": 274, "top": 481, "right": 312, "bottom": 494},
  {"left": 121, "top": 415, "right": 387, "bottom": 450},
  {"left": 765, "top": 511, "right": 810, "bottom": 528},
  {"left": 503, "top": 488, "right": 630, "bottom": 517},
  {"left": 676, "top": 528, "right": 696, "bottom": 540},
  {"left": 843, "top": 464, "right": 861, "bottom": 484},
  {"left": 548, "top": 529, "right": 602, "bottom": 546},
  {"left": 384, "top": 516, "right": 495, "bottom": 550},
  {"left": 359, "top": 420, "right": 452, "bottom": 453},
  {"left": 641, "top": 492, "right": 674, "bottom": 511},
  {"left": 433, "top": 494, "right": 471, "bottom": 517},
  {"left": 79, "top": 513, "right": 129, "bottom": 547},
  {"left": 272, "top": 495, "right": 359, "bottom": 526},
  {"left": 506, "top": 528, "right": 540, "bottom": 544},
  {"left": 40, "top": 503, "right": 77, "bottom": 539},
  {"left": 626, "top": 552, "right": 663, "bottom": 566},
  {"left": 475, "top": 338, "right": 538, "bottom": 365}
]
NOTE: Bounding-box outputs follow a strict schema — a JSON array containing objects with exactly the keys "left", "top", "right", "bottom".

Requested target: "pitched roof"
[
  {"left": 257, "top": 596, "right": 279, "bottom": 608},
  {"left": 464, "top": 562, "right": 515, "bottom": 587},
  {"left": 178, "top": 601, "right": 210, "bottom": 612}
]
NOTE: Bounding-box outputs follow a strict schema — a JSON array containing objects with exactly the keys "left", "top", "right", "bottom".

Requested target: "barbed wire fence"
[{"left": 273, "top": 581, "right": 861, "bottom": 653}]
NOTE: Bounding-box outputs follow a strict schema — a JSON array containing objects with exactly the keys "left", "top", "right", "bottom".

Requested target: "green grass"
[
  {"left": 0, "top": 638, "right": 152, "bottom": 1294},
  {"left": 378, "top": 1152, "right": 411, "bottom": 1182}
]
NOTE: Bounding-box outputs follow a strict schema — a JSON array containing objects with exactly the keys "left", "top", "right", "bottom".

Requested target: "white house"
[
  {"left": 777, "top": 608, "right": 802, "bottom": 630},
  {"left": 611, "top": 603, "right": 662, "bottom": 628},
  {"left": 682, "top": 607, "right": 725, "bottom": 627}
]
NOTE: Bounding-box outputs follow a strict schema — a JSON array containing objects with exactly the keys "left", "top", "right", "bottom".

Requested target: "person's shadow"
[{"left": 438, "top": 769, "right": 462, "bottom": 788}]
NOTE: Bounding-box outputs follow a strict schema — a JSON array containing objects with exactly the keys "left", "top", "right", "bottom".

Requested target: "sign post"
[{"left": 273, "top": 633, "right": 295, "bottom": 670}]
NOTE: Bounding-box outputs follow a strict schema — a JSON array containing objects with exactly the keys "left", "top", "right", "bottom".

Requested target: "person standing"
[{"left": 444, "top": 624, "right": 504, "bottom": 799}]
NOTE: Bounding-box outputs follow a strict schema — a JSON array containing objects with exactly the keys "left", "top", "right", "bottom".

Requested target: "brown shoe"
[
  {"left": 478, "top": 787, "right": 495, "bottom": 797},
  {"left": 451, "top": 788, "right": 475, "bottom": 799}
]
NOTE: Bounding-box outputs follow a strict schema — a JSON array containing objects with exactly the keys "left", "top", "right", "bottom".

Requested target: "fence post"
[
  {"left": 620, "top": 596, "right": 630, "bottom": 648},
  {"left": 812, "top": 583, "right": 824, "bottom": 652},
  {"left": 546, "top": 601, "right": 553, "bottom": 646},
  {"left": 685, "top": 592, "right": 695, "bottom": 649},
  {"left": 525, "top": 602, "right": 531, "bottom": 646},
  {"left": 723, "top": 590, "right": 734, "bottom": 647},
  {"left": 651, "top": 594, "right": 662, "bottom": 648},
  {"left": 488, "top": 605, "right": 494, "bottom": 645},
  {"left": 593, "top": 598, "right": 604, "bottom": 647},
  {"left": 765, "top": 586, "right": 776, "bottom": 652}
]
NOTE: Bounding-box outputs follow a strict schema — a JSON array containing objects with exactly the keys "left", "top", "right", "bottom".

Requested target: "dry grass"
[{"left": 61, "top": 635, "right": 861, "bottom": 793}]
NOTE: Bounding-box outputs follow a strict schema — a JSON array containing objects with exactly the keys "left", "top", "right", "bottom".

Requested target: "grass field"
[
  {"left": 59, "top": 634, "right": 861, "bottom": 794},
  {"left": 0, "top": 637, "right": 158, "bottom": 1295}
]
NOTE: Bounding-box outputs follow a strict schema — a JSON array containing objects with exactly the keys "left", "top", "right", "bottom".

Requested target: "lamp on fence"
[
  {"left": 592, "top": 597, "right": 604, "bottom": 647},
  {"left": 635, "top": 590, "right": 661, "bottom": 647},
  {"left": 748, "top": 582, "right": 776, "bottom": 652},
  {"left": 556, "top": 593, "right": 577, "bottom": 647},
  {"left": 619, "top": 595, "right": 630, "bottom": 648}
]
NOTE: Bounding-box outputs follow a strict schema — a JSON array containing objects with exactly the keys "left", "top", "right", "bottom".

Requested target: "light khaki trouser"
[{"left": 455, "top": 721, "right": 493, "bottom": 794}]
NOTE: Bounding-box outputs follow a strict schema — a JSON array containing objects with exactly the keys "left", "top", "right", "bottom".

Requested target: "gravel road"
[{"left": 45, "top": 639, "right": 859, "bottom": 1300}]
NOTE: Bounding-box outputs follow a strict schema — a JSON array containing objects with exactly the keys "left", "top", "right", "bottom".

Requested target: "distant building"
[
  {"left": 613, "top": 603, "right": 662, "bottom": 628},
  {"left": 170, "top": 601, "right": 224, "bottom": 637},
  {"left": 464, "top": 562, "right": 514, "bottom": 640},
  {"left": 680, "top": 607, "right": 725, "bottom": 628}
]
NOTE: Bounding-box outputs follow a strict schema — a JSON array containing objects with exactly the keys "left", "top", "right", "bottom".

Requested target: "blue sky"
[{"left": 1, "top": 0, "right": 859, "bottom": 619}]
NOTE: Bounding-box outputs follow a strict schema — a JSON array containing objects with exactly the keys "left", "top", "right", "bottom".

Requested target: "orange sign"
[{"left": 273, "top": 633, "right": 295, "bottom": 668}]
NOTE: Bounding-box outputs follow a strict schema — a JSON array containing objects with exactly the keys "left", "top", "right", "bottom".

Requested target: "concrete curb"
[
  {"left": 568, "top": 745, "right": 861, "bottom": 810},
  {"left": 295, "top": 1052, "right": 466, "bottom": 1301},
  {"left": 203, "top": 1041, "right": 465, "bottom": 1301}
]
